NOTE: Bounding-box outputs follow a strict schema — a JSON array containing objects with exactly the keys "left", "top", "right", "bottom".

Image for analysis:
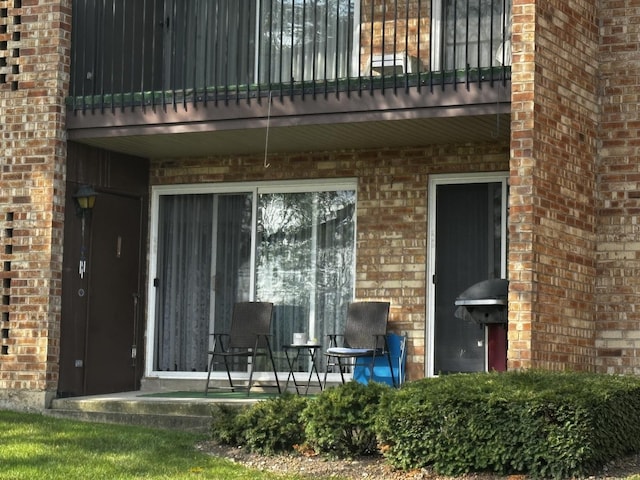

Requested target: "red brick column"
[
  {"left": 596, "top": 0, "right": 640, "bottom": 374},
  {"left": 0, "top": 0, "right": 70, "bottom": 409},
  {"left": 508, "top": 0, "right": 599, "bottom": 371}
]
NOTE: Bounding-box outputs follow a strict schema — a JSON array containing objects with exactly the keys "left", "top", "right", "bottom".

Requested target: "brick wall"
[
  {"left": 0, "top": 0, "right": 70, "bottom": 409},
  {"left": 596, "top": 0, "right": 640, "bottom": 374},
  {"left": 509, "top": 0, "right": 599, "bottom": 371},
  {"left": 151, "top": 142, "right": 509, "bottom": 380}
]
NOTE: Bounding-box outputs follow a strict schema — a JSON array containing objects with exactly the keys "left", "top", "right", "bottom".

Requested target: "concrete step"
[
  {"left": 45, "top": 391, "right": 254, "bottom": 433},
  {"left": 45, "top": 408, "right": 212, "bottom": 433}
]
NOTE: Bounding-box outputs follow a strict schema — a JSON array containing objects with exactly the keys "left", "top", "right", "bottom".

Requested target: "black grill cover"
[{"left": 454, "top": 279, "right": 508, "bottom": 325}]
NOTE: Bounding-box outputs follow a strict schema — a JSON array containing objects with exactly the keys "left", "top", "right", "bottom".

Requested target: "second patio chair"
[
  {"left": 323, "top": 301, "right": 396, "bottom": 388},
  {"left": 204, "top": 301, "right": 281, "bottom": 396}
]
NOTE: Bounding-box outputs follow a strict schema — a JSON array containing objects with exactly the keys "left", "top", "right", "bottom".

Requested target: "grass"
[{"left": 0, "top": 410, "right": 303, "bottom": 480}]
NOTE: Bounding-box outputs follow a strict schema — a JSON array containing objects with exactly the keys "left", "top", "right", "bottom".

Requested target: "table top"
[{"left": 284, "top": 343, "right": 322, "bottom": 349}]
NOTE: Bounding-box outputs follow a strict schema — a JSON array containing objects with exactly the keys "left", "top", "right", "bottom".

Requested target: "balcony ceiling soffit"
[{"left": 72, "top": 114, "right": 510, "bottom": 159}]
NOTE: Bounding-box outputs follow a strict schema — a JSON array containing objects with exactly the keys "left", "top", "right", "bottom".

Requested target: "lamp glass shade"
[{"left": 74, "top": 185, "right": 98, "bottom": 210}]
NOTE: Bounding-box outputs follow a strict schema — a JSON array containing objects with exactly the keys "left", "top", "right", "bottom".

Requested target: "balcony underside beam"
[{"left": 66, "top": 81, "right": 511, "bottom": 158}]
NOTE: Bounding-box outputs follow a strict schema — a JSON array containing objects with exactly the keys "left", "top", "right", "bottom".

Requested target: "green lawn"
[{"left": 0, "top": 410, "right": 302, "bottom": 480}]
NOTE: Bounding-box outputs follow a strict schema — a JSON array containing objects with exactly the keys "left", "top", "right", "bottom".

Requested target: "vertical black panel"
[{"left": 434, "top": 182, "right": 502, "bottom": 374}]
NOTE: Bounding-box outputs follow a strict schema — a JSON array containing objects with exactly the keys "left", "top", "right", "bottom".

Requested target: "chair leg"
[
  {"left": 245, "top": 351, "right": 257, "bottom": 397},
  {"left": 204, "top": 352, "right": 215, "bottom": 395},
  {"left": 323, "top": 355, "right": 348, "bottom": 387},
  {"left": 337, "top": 357, "right": 346, "bottom": 384},
  {"left": 323, "top": 356, "right": 330, "bottom": 389},
  {"left": 367, "top": 354, "right": 375, "bottom": 384},
  {"left": 265, "top": 341, "right": 281, "bottom": 394},
  {"left": 381, "top": 336, "right": 397, "bottom": 387},
  {"left": 223, "top": 355, "right": 236, "bottom": 392}
]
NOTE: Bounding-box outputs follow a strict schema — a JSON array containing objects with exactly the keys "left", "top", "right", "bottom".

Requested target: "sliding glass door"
[{"left": 148, "top": 181, "right": 356, "bottom": 377}]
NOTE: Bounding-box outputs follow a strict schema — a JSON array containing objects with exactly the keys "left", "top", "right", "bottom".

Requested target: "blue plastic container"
[{"left": 352, "top": 333, "right": 406, "bottom": 386}]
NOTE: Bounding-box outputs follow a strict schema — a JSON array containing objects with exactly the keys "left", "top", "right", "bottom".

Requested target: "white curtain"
[
  {"left": 154, "top": 194, "right": 213, "bottom": 372},
  {"left": 154, "top": 193, "right": 253, "bottom": 372}
]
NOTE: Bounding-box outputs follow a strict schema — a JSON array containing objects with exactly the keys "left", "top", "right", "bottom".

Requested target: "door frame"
[{"left": 426, "top": 172, "right": 509, "bottom": 377}]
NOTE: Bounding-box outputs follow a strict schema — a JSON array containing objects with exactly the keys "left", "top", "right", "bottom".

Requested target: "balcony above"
[{"left": 66, "top": 0, "right": 512, "bottom": 158}]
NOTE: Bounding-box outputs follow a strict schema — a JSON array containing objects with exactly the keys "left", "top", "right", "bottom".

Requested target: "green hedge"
[
  {"left": 302, "top": 380, "right": 390, "bottom": 457},
  {"left": 375, "top": 371, "right": 640, "bottom": 478},
  {"left": 209, "top": 384, "right": 388, "bottom": 457},
  {"left": 211, "top": 394, "right": 308, "bottom": 455},
  {"left": 209, "top": 372, "right": 640, "bottom": 478}
]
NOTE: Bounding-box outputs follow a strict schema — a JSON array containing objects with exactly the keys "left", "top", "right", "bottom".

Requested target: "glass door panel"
[
  {"left": 153, "top": 192, "right": 253, "bottom": 372},
  {"left": 256, "top": 190, "right": 355, "bottom": 371}
]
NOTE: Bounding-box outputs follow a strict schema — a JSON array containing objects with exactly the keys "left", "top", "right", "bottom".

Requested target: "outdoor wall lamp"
[
  {"left": 72, "top": 185, "right": 98, "bottom": 279},
  {"left": 72, "top": 184, "right": 98, "bottom": 216}
]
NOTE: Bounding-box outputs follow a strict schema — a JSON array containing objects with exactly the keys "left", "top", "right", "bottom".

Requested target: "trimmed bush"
[
  {"left": 375, "top": 371, "right": 640, "bottom": 479},
  {"left": 237, "top": 393, "right": 309, "bottom": 454},
  {"left": 210, "top": 395, "right": 308, "bottom": 454},
  {"left": 302, "top": 381, "right": 391, "bottom": 457},
  {"left": 210, "top": 403, "right": 248, "bottom": 446}
]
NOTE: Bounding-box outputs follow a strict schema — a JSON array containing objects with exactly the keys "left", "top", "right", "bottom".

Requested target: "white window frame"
[{"left": 145, "top": 178, "right": 358, "bottom": 381}]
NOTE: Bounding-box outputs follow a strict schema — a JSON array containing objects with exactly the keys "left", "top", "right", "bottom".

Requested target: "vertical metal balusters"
[
  {"left": 278, "top": 0, "right": 284, "bottom": 99},
  {"left": 404, "top": 0, "right": 410, "bottom": 92},
  {"left": 466, "top": 0, "right": 471, "bottom": 90},
  {"left": 417, "top": 0, "right": 422, "bottom": 93},
  {"left": 139, "top": 0, "right": 146, "bottom": 111},
  {"left": 312, "top": 0, "right": 318, "bottom": 99},
  {"left": 336, "top": 0, "right": 341, "bottom": 95},
  {"left": 369, "top": 0, "right": 374, "bottom": 94},
  {"left": 301, "top": 0, "right": 306, "bottom": 99},
  {"left": 289, "top": 0, "right": 295, "bottom": 98}
]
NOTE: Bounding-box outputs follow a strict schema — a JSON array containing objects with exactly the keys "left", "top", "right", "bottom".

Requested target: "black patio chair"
[
  {"left": 323, "top": 301, "right": 396, "bottom": 388},
  {"left": 204, "top": 301, "right": 281, "bottom": 396}
]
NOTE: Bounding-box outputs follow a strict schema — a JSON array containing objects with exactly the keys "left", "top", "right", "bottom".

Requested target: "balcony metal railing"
[{"left": 68, "top": 0, "right": 511, "bottom": 113}]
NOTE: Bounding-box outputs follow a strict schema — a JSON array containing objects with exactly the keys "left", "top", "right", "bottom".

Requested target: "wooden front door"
[{"left": 83, "top": 192, "right": 143, "bottom": 395}]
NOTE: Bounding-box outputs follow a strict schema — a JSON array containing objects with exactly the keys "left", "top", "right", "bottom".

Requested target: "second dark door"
[
  {"left": 432, "top": 179, "right": 506, "bottom": 374},
  {"left": 84, "top": 192, "right": 143, "bottom": 395}
]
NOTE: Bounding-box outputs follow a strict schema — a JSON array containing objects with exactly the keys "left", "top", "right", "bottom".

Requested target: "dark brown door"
[{"left": 83, "top": 192, "right": 143, "bottom": 395}]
